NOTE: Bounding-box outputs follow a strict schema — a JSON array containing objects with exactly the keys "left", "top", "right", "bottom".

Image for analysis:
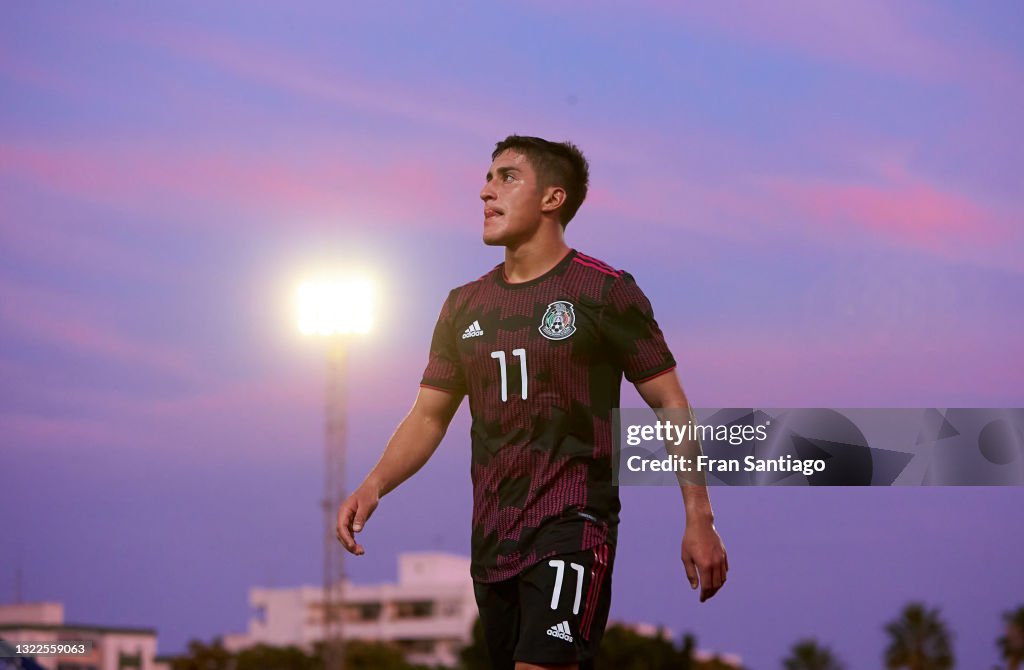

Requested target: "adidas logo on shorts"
[
  {"left": 462, "top": 320, "right": 484, "bottom": 339},
  {"left": 546, "top": 620, "right": 573, "bottom": 643}
]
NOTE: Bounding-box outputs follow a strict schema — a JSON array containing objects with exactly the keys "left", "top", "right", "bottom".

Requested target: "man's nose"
[{"left": 480, "top": 179, "right": 496, "bottom": 202}]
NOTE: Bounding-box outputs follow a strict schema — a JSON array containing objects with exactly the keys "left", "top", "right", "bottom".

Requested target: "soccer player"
[{"left": 336, "top": 135, "right": 728, "bottom": 670}]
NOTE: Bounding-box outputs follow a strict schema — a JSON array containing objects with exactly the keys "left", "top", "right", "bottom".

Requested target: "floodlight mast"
[
  {"left": 297, "top": 278, "right": 374, "bottom": 670},
  {"left": 322, "top": 338, "right": 346, "bottom": 670}
]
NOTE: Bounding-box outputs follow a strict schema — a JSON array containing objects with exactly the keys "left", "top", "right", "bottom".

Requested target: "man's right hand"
[
  {"left": 333, "top": 388, "right": 462, "bottom": 555},
  {"left": 336, "top": 484, "right": 380, "bottom": 556}
]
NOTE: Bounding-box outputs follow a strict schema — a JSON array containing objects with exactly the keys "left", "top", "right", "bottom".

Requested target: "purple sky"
[{"left": 2, "top": 2, "right": 1023, "bottom": 668}]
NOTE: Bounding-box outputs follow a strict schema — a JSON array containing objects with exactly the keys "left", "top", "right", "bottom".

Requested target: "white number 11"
[
  {"left": 490, "top": 348, "right": 527, "bottom": 401},
  {"left": 548, "top": 559, "right": 585, "bottom": 614}
]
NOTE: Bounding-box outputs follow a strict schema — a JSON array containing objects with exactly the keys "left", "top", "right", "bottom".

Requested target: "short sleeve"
[
  {"left": 601, "top": 272, "right": 677, "bottom": 383},
  {"left": 420, "top": 289, "right": 467, "bottom": 395}
]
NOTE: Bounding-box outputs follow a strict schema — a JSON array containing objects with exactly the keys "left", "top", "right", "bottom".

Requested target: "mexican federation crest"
[{"left": 539, "top": 301, "right": 576, "bottom": 340}]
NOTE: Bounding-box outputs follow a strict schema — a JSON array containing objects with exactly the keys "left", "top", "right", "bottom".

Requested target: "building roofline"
[{"left": 0, "top": 623, "right": 156, "bottom": 635}]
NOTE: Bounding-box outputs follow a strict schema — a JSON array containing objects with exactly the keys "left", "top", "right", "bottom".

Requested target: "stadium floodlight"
[
  {"left": 295, "top": 274, "right": 375, "bottom": 670},
  {"left": 296, "top": 277, "right": 375, "bottom": 336}
]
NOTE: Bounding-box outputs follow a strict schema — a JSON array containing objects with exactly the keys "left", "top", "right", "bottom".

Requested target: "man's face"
[{"left": 479, "top": 150, "right": 545, "bottom": 247}]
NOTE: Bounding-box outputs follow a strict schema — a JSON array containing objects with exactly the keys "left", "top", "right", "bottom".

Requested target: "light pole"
[{"left": 297, "top": 277, "right": 374, "bottom": 670}]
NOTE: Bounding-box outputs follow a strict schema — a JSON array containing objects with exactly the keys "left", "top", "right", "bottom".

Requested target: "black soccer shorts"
[{"left": 474, "top": 543, "right": 614, "bottom": 669}]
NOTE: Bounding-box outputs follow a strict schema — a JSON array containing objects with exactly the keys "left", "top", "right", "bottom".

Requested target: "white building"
[
  {"left": 692, "top": 648, "right": 744, "bottom": 668},
  {"left": 0, "top": 602, "right": 160, "bottom": 670},
  {"left": 223, "top": 552, "right": 477, "bottom": 667}
]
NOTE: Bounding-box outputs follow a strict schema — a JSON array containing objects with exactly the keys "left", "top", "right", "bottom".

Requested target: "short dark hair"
[{"left": 491, "top": 135, "right": 590, "bottom": 228}]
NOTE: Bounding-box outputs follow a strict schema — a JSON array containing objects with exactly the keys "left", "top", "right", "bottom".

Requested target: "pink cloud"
[
  {"left": 0, "top": 371, "right": 314, "bottom": 458},
  {"left": 0, "top": 278, "right": 201, "bottom": 382},
  {"left": 586, "top": 141, "right": 1021, "bottom": 273},
  {"left": 89, "top": 18, "right": 636, "bottom": 162},
  {"left": 0, "top": 413, "right": 160, "bottom": 451},
  {"left": 635, "top": 0, "right": 1023, "bottom": 93},
  {"left": 0, "top": 364, "right": 418, "bottom": 463},
  {"left": 0, "top": 140, "right": 475, "bottom": 228},
  {"left": 0, "top": 200, "right": 165, "bottom": 281},
  {"left": 667, "top": 329, "right": 1024, "bottom": 407},
  {"left": 759, "top": 173, "right": 994, "bottom": 242},
  {"left": 0, "top": 45, "right": 85, "bottom": 97},
  {"left": 142, "top": 377, "right": 317, "bottom": 417},
  {"left": 94, "top": 19, "right": 504, "bottom": 140},
  {"left": 664, "top": 1, "right": 945, "bottom": 77},
  {"left": 7, "top": 139, "right": 1010, "bottom": 282}
]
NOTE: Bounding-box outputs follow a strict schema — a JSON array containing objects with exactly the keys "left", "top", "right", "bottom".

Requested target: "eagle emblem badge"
[{"left": 539, "top": 301, "right": 576, "bottom": 341}]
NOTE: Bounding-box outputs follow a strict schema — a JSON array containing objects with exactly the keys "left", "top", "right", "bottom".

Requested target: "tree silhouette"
[
  {"left": 235, "top": 643, "right": 319, "bottom": 670},
  {"left": 457, "top": 617, "right": 492, "bottom": 670},
  {"left": 998, "top": 605, "right": 1024, "bottom": 670},
  {"left": 595, "top": 623, "right": 688, "bottom": 670},
  {"left": 456, "top": 618, "right": 751, "bottom": 670},
  {"left": 336, "top": 639, "right": 435, "bottom": 670},
  {"left": 883, "top": 602, "right": 954, "bottom": 670},
  {"left": 170, "top": 639, "right": 233, "bottom": 670},
  {"left": 169, "top": 638, "right": 435, "bottom": 670},
  {"left": 782, "top": 638, "right": 844, "bottom": 670}
]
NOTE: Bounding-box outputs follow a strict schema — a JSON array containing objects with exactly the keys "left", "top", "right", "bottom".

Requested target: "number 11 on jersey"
[{"left": 490, "top": 348, "right": 527, "bottom": 401}]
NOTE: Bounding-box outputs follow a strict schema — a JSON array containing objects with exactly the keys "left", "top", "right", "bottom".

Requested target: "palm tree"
[
  {"left": 782, "top": 638, "right": 844, "bottom": 670},
  {"left": 883, "top": 602, "right": 954, "bottom": 670},
  {"left": 998, "top": 605, "right": 1024, "bottom": 670}
]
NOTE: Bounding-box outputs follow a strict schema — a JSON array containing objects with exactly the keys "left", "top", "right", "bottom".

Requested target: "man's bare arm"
[
  {"left": 336, "top": 386, "right": 463, "bottom": 555},
  {"left": 634, "top": 370, "right": 729, "bottom": 602}
]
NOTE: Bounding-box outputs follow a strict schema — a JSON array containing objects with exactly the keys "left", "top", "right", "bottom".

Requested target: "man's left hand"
[{"left": 681, "top": 520, "right": 728, "bottom": 602}]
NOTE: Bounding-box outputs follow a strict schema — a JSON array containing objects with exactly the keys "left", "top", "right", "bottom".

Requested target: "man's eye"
[{"left": 504, "top": 174, "right": 515, "bottom": 183}]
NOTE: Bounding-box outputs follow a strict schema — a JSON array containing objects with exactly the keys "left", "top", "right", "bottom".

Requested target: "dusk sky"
[{"left": 2, "top": 2, "right": 1023, "bottom": 668}]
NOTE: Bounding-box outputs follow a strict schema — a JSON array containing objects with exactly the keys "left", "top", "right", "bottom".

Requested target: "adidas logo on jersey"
[
  {"left": 546, "top": 621, "right": 573, "bottom": 643},
  {"left": 462, "top": 320, "right": 484, "bottom": 339}
]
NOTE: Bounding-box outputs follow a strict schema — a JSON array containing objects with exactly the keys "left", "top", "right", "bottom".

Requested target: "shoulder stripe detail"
[
  {"left": 573, "top": 257, "right": 621, "bottom": 277},
  {"left": 574, "top": 252, "right": 618, "bottom": 273}
]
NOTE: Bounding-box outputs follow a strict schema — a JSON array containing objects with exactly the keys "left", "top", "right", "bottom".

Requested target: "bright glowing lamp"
[{"left": 296, "top": 277, "right": 375, "bottom": 336}]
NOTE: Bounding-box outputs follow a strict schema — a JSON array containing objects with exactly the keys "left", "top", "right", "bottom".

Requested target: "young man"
[{"left": 336, "top": 136, "right": 728, "bottom": 670}]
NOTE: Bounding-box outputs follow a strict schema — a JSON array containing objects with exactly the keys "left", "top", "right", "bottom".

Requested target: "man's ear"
[{"left": 541, "top": 186, "right": 566, "bottom": 214}]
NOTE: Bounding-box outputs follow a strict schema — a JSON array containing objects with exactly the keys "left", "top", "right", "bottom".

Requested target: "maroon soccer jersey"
[{"left": 420, "top": 249, "right": 676, "bottom": 582}]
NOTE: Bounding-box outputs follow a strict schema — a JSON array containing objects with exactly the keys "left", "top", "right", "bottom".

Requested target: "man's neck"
[{"left": 502, "top": 234, "right": 572, "bottom": 284}]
